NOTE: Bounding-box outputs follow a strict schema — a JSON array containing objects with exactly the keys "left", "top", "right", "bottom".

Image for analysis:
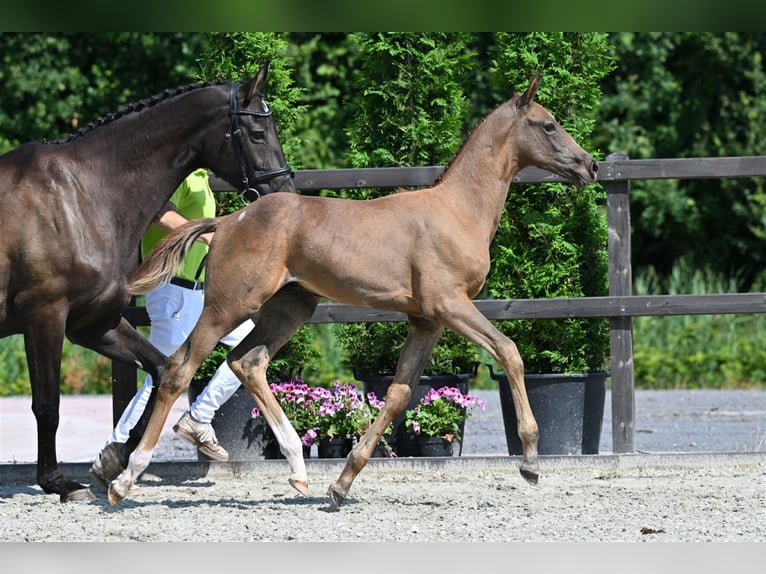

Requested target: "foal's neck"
[{"left": 435, "top": 100, "right": 520, "bottom": 220}]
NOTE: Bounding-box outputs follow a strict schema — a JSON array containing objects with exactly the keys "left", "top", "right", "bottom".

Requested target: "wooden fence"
[{"left": 113, "top": 152, "right": 766, "bottom": 454}]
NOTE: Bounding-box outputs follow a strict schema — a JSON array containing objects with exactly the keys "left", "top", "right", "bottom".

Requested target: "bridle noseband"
[{"left": 225, "top": 82, "right": 294, "bottom": 202}]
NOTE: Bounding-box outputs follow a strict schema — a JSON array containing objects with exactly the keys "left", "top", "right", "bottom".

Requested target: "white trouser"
[{"left": 108, "top": 282, "right": 254, "bottom": 444}]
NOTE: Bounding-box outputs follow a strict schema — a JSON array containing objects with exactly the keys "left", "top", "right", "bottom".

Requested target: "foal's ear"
[
  {"left": 245, "top": 59, "right": 271, "bottom": 105},
  {"left": 517, "top": 74, "right": 541, "bottom": 109}
]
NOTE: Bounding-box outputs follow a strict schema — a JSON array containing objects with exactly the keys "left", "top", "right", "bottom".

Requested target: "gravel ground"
[
  {"left": 2, "top": 389, "right": 765, "bottom": 542},
  {"left": 1, "top": 454, "right": 764, "bottom": 542}
]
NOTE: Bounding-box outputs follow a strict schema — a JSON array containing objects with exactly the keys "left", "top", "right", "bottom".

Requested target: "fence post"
[{"left": 604, "top": 152, "right": 636, "bottom": 453}]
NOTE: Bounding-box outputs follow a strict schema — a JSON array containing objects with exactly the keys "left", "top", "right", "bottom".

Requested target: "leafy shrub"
[
  {"left": 334, "top": 33, "right": 480, "bottom": 378},
  {"left": 486, "top": 33, "right": 614, "bottom": 374}
]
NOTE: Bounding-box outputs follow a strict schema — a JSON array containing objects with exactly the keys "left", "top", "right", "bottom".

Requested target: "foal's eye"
[
  {"left": 250, "top": 131, "right": 265, "bottom": 143},
  {"left": 543, "top": 123, "right": 556, "bottom": 133}
]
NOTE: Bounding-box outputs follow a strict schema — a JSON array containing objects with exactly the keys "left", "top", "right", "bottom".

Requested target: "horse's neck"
[
  {"left": 69, "top": 90, "right": 218, "bottom": 251},
  {"left": 436, "top": 103, "right": 519, "bottom": 232}
]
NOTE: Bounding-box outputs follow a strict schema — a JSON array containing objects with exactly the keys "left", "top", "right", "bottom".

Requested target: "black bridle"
[{"left": 225, "top": 82, "right": 294, "bottom": 202}]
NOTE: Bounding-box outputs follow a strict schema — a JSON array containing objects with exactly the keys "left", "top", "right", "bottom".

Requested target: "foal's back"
[{"left": 212, "top": 187, "right": 489, "bottom": 313}]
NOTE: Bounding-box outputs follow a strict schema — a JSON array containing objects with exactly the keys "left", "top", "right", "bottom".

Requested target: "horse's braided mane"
[{"left": 47, "top": 80, "right": 228, "bottom": 144}]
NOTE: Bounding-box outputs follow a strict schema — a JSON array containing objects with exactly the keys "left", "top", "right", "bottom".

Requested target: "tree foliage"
[
  {"left": 0, "top": 33, "right": 205, "bottom": 153},
  {"left": 487, "top": 33, "right": 615, "bottom": 373},
  {"left": 593, "top": 32, "right": 766, "bottom": 289},
  {"left": 336, "top": 32, "right": 480, "bottom": 376},
  {"left": 3, "top": 33, "right": 766, "bottom": 392}
]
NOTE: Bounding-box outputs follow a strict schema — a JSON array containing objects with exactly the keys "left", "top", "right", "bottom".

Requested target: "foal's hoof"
[
  {"left": 107, "top": 485, "right": 125, "bottom": 506},
  {"left": 519, "top": 464, "right": 540, "bottom": 485},
  {"left": 107, "top": 476, "right": 134, "bottom": 506},
  {"left": 289, "top": 478, "right": 309, "bottom": 496},
  {"left": 62, "top": 487, "right": 96, "bottom": 503},
  {"left": 327, "top": 483, "right": 346, "bottom": 510}
]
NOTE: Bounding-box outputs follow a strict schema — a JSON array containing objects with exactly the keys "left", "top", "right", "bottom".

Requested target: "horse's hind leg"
[
  {"left": 328, "top": 316, "right": 442, "bottom": 509},
  {"left": 228, "top": 285, "right": 320, "bottom": 496},
  {"left": 22, "top": 302, "right": 95, "bottom": 502},
  {"left": 68, "top": 316, "right": 168, "bottom": 482}
]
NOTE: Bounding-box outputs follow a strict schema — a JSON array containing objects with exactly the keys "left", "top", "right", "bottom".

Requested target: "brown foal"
[{"left": 108, "top": 74, "right": 598, "bottom": 508}]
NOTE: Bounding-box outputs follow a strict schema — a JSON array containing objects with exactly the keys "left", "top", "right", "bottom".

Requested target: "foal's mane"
[
  {"left": 49, "top": 80, "right": 228, "bottom": 144},
  {"left": 432, "top": 97, "right": 517, "bottom": 187}
]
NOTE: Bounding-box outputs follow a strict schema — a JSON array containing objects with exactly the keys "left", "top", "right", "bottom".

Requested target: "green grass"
[
  {"left": 632, "top": 262, "right": 766, "bottom": 389},
  {"left": 0, "top": 334, "right": 113, "bottom": 396}
]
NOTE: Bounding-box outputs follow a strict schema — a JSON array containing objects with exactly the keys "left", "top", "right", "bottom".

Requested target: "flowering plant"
[
  {"left": 251, "top": 379, "right": 392, "bottom": 447},
  {"left": 314, "top": 381, "right": 369, "bottom": 440},
  {"left": 404, "top": 386, "right": 485, "bottom": 442}
]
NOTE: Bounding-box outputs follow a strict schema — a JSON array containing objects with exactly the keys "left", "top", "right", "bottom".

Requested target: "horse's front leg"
[
  {"left": 231, "top": 344, "right": 308, "bottom": 495},
  {"left": 70, "top": 316, "right": 168, "bottom": 483},
  {"left": 24, "top": 304, "right": 95, "bottom": 502},
  {"left": 328, "top": 317, "right": 442, "bottom": 509},
  {"left": 441, "top": 300, "right": 539, "bottom": 484}
]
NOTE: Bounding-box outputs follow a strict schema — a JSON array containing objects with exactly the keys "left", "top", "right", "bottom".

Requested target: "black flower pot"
[
  {"left": 415, "top": 435, "right": 455, "bottom": 457},
  {"left": 317, "top": 437, "right": 354, "bottom": 458},
  {"left": 489, "top": 367, "right": 608, "bottom": 455}
]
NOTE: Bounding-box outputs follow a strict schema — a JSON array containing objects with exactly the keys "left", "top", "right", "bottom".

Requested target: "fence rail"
[{"left": 113, "top": 153, "right": 766, "bottom": 453}]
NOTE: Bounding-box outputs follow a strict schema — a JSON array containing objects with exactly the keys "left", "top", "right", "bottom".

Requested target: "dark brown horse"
[
  {"left": 0, "top": 61, "right": 295, "bottom": 502},
  {"left": 109, "top": 75, "right": 598, "bottom": 508}
]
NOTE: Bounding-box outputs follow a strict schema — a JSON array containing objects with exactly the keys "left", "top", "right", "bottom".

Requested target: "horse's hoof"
[
  {"left": 61, "top": 487, "right": 96, "bottom": 503},
  {"left": 107, "top": 485, "right": 125, "bottom": 506},
  {"left": 519, "top": 465, "right": 539, "bottom": 485},
  {"left": 289, "top": 478, "right": 309, "bottom": 496},
  {"left": 107, "top": 477, "right": 133, "bottom": 506},
  {"left": 327, "top": 483, "right": 346, "bottom": 510}
]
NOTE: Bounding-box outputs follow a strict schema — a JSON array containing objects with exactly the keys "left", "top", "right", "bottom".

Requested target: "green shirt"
[{"left": 141, "top": 169, "right": 216, "bottom": 282}]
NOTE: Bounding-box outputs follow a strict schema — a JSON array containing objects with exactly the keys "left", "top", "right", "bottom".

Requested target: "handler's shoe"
[
  {"left": 173, "top": 411, "right": 229, "bottom": 462},
  {"left": 89, "top": 442, "right": 126, "bottom": 489}
]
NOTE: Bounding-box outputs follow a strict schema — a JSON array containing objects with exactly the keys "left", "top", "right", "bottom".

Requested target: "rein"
[{"left": 225, "top": 82, "right": 294, "bottom": 202}]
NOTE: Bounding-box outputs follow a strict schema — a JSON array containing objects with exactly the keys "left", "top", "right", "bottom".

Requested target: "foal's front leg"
[
  {"left": 328, "top": 318, "right": 442, "bottom": 509},
  {"left": 230, "top": 344, "right": 309, "bottom": 495},
  {"left": 441, "top": 299, "right": 539, "bottom": 484}
]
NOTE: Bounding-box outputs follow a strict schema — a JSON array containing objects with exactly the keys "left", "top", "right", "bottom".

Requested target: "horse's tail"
[{"left": 128, "top": 218, "right": 220, "bottom": 295}]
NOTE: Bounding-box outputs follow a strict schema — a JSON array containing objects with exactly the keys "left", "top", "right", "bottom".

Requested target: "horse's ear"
[
  {"left": 517, "top": 74, "right": 541, "bottom": 109},
  {"left": 245, "top": 59, "right": 271, "bottom": 105}
]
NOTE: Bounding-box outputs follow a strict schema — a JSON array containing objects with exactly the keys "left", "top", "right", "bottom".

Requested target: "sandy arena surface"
[{"left": 1, "top": 389, "right": 764, "bottom": 542}]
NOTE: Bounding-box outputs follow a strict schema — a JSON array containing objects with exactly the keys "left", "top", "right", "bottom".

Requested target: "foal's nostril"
[{"left": 591, "top": 160, "right": 599, "bottom": 173}]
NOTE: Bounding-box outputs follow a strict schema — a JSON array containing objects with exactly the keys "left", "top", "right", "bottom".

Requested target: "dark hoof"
[
  {"left": 90, "top": 442, "right": 127, "bottom": 490},
  {"left": 327, "top": 484, "right": 346, "bottom": 510},
  {"left": 62, "top": 487, "right": 96, "bottom": 503},
  {"left": 520, "top": 466, "right": 539, "bottom": 485}
]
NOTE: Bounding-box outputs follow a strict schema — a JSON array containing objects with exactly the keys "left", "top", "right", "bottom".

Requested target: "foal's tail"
[{"left": 128, "top": 218, "right": 220, "bottom": 295}]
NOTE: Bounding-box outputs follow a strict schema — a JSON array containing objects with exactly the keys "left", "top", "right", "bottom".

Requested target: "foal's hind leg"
[
  {"left": 438, "top": 298, "right": 539, "bottom": 484},
  {"left": 108, "top": 317, "right": 227, "bottom": 505},
  {"left": 228, "top": 285, "right": 321, "bottom": 496},
  {"left": 328, "top": 316, "right": 443, "bottom": 509}
]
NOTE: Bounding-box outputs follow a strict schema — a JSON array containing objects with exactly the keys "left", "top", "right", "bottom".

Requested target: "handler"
[{"left": 90, "top": 169, "right": 253, "bottom": 487}]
